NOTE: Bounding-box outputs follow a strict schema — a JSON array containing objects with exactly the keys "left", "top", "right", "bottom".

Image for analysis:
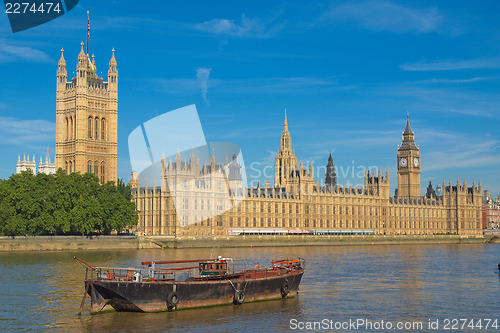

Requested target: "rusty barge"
[{"left": 75, "top": 256, "right": 304, "bottom": 313}]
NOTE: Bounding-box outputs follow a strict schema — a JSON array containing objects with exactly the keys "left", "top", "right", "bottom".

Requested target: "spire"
[
  {"left": 284, "top": 108, "right": 288, "bottom": 131},
  {"left": 399, "top": 112, "right": 418, "bottom": 151},
  {"left": 109, "top": 48, "right": 117, "bottom": 67},
  {"left": 78, "top": 41, "right": 86, "bottom": 60},
  {"left": 176, "top": 147, "right": 181, "bottom": 166},
  {"left": 58, "top": 48, "right": 66, "bottom": 66},
  {"left": 328, "top": 153, "right": 333, "bottom": 164},
  {"left": 18, "top": 154, "right": 20, "bottom": 162},
  {"left": 403, "top": 112, "right": 413, "bottom": 135}
]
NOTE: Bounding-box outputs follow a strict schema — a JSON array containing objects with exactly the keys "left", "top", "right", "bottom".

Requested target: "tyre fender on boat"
[
  {"left": 233, "top": 290, "right": 245, "bottom": 305},
  {"left": 167, "top": 291, "right": 179, "bottom": 309},
  {"left": 281, "top": 280, "right": 290, "bottom": 298}
]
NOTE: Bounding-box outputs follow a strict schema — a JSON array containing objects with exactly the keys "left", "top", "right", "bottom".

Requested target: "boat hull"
[{"left": 86, "top": 270, "right": 303, "bottom": 313}]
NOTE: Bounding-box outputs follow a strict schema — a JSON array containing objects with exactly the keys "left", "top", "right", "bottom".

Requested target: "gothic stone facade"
[
  {"left": 131, "top": 113, "right": 482, "bottom": 237},
  {"left": 55, "top": 43, "right": 118, "bottom": 184}
]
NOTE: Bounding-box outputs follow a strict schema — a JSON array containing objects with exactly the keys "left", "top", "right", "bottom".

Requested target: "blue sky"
[{"left": 0, "top": 0, "right": 499, "bottom": 195}]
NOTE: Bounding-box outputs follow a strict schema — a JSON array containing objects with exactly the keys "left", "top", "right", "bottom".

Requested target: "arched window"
[
  {"left": 69, "top": 161, "right": 73, "bottom": 173},
  {"left": 88, "top": 117, "right": 92, "bottom": 139},
  {"left": 94, "top": 161, "right": 98, "bottom": 176},
  {"left": 101, "top": 118, "right": 105, "bottom": 140},
  {"left": 87, "top": 160, "right": 92, "bottom": 173},
  {"left": 65, "top": 161, "right": 68, "bottom": 173},
  {"left": 100, "top": 161, "right": 105, "bottom": 183},
  {"left": 94, "top": 117, "right": 99, "bottom": 140},
  {"left": 65, "top": 117, "right": 69, "bottom": 140},
  {"left": 69, "top": 117, "right": 73, "bottom": 140}
]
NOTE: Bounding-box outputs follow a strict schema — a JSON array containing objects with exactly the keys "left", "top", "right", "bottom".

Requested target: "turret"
[
  {"left": 76, "top": 42, "right": 87, "bottom": 86},
  {"left": 108, "top": 48, "right": 118, "bottom": 92},
  {"left": 161, "top": 152, "right": 167, "bottom": 190},
  {"left": 57, "top": 48, "right": 67, "bottom": 91}
]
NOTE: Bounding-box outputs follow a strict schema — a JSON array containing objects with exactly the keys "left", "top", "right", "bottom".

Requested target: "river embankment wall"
[{"left": 0, "top": 234, "right": 491, "bottom": 252}]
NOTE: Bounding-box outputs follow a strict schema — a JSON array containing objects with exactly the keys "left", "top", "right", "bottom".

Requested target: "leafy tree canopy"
[{"left": 0, "top": 169, "right": 138, "bottom": 236}]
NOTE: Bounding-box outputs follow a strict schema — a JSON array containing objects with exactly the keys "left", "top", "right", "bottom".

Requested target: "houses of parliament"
[
  {"left": 47, "top": 44, "right": 482, "bottom": 238},
  {"left": 130, "top": 112, "right": 483, "bottom": 237}
]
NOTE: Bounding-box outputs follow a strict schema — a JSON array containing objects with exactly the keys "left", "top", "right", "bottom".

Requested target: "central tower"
[
  {"left": 397, "top": 114, "right": 421, "bottom": 198},
  {"left": 274, "top": 109, "right": 298, "bottom": 188},
  {"left": 55, "top": 43, "right": 118, "bottom": 184}
]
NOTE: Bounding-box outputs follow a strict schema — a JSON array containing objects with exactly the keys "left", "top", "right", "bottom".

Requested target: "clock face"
[
  {"left": 413, "top": 157, "right": 419, "bottom": 167},
  {"left": 399, "top": 158, "right": 408, "bottom": 167}
]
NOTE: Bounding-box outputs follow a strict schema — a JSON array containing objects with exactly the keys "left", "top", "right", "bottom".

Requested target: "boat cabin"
[{"left": 199, "top": 260, "right": 228, "bottom": 276}]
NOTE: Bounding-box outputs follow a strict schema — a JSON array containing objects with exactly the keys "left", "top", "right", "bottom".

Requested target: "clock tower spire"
[{"left": 397, "top": 113, "right": 421, "bottom": 199}]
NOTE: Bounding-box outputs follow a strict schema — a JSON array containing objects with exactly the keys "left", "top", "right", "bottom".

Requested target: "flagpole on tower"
[{"left": 86, "top": 11, "right": 90, "bottom": 56}]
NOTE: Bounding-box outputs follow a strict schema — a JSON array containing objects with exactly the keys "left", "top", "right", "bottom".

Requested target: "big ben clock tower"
[{"left": 397, "top": 114, "right": 421, "bottom": 199}]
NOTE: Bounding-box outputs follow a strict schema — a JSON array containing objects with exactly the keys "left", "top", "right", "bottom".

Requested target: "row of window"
[
  {"left": 138, "top": 211, "right": 459, "bottom": 231},
  {"left": 65, "top": 160, "right": 75, "bottom": 174},
  {"left": 138, "top": 197, "right": 458, "bottom": 220},
  {"left": 64, "top": 160, "right": 106, "bottom": 183},
  {"left": 88, "top": 117, "right": 106, "bottom": 140},
  {"left": 64, "top": 116, "right": 107, "bottom": 141},
  {"left": 87, "top": 161, "right": 106, "bottom": 183}
]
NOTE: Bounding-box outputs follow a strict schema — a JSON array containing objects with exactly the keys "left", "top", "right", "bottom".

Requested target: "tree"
[{"left": 0, "top": 170, "right": 138, "bottom": 236}]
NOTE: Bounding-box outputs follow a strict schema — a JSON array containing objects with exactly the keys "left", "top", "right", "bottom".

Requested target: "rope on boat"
[
  {"left": 228, "top": 280, "right": 248, "bottom": 294},
  {"left": 77, "top": 281, "right": 90, "bottom": 316},
  {"left": 228, "top": 279, "right": 237, "bottom": 292}
]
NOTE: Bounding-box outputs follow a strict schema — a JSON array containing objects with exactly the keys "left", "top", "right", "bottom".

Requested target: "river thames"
[{"left": 0, "top": 244, "right": 498, "bottom": 332}]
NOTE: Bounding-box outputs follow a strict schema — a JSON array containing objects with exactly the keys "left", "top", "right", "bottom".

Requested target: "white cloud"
[
  {"left": 150, "top": 76, "right": 346, "bottom": 95},
  {"left": 372, "top": 84, "right": 500, "bottom": 118},
  {"left": 322, "top": 0, "right": 441, "bottom": 34},
  {"left": 196, "top": 67, "right": 212, "bottom": 105},
  {"left": 0, "top": 39, "right": 52, "bottom": 63},
  {"left": 414, "top": 77, "right": 496, "bottom": 84},
  {"left": 147, "top": 78, "right": 198, "bottom": 94},
  {"left": 0, "top": 117, "right": 55, "bottom": 146},
  {"left": 193, "top": 14, "right": 283, "bottom": 38},
  {"left": 424, "top": 142, "right": 500, "bottom": 172},
  {"left": 401, "top": 57, "right": 500, "bottom": 71}
]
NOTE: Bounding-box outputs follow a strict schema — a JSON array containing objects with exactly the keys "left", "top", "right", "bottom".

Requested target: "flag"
[{"left": 86, "top": 11, "right": 90, "bottom": 55}]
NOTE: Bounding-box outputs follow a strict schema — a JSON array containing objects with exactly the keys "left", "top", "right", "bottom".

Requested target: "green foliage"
[{"left": 0, "top": 169, "right": 138, "bottom": 236}]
